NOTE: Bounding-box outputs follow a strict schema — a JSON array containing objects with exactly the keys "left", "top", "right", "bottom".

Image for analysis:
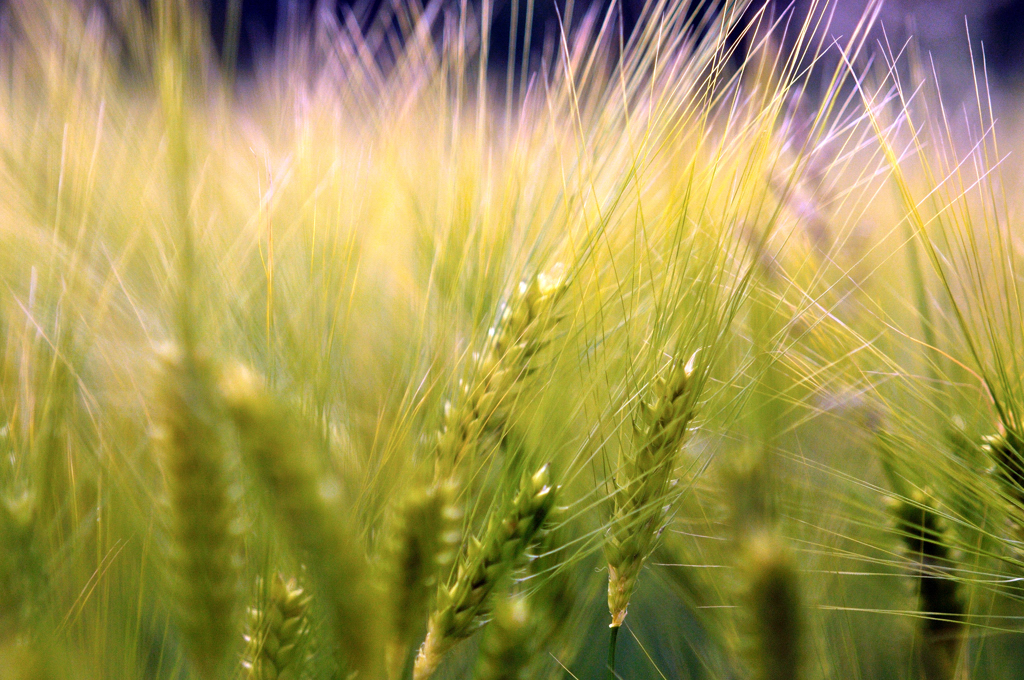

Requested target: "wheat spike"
[
  {"left": 383, "top": 482, "right": 462, "bottom": 679},
  {"left": 471, "top": 594, "right": 533, "bottom": 680},
  {"left": 739, "top": 531, "right": 803, "bottom": 680},
  {"left": 413, "top": 464, "right": 556, "bottom": 680},
  {"left": 0, "top": 491, "right": 37, "bottom": 643},
  {"left": 983, "top": 429, "right": 1024, "bottom": 506},
  {"left": 242, "top": 574, "right": 312, "bottom": 680},
  {"left": 154, "top": 346, "right": 243, "bottom": 680},
  {"left": 606, "top": 352, "right": 698, "bottom": 627},
  {"left": 434, "top": 267, "right": 566, "bottom": 479},
  {"left": 220, "top": 364, "right": 382, "bottom": 679}
]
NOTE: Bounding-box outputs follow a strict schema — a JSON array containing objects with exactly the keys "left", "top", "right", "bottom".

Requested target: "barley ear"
[
  {"left": 382, "top": 482, "right": 462, "bottom": 679},
  {"left": 891, "top": 491, "right": 964, "bottom": 680},
  {"left": 606, "top": 351, "right": 698, "bottom": 627},
  {"left": 220, "top": 363, "right": 382, "bottom": 679},
  {"left": 413, "top": 464, "right": 557, "bottom": 680},
  {"left": 739, "top": 531, "right": 803, "bottom": 680},
  {"left": 242, "top": 574, "right": 312, "bottom": 680},
  {"left": 434, "top": 266, "right": 566, "bottom": 480},
  {"left": 153, "top": 346, "right": 243, "bottom": 680}
]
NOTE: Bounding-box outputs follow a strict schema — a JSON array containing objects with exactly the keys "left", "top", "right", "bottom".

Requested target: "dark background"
[{"left": 201, "top": 0, "right": 1024, "bottom": 87}]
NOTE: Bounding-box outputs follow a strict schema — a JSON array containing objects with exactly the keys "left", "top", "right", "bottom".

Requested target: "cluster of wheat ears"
[{"left": 4, "top": 0, "right": 1024, "bottom": 678}]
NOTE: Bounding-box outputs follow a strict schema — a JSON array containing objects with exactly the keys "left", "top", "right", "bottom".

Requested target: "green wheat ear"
[
  {"left": 219, "top": 363, "right": 382, "bottom": 679},
  {"left": 382, "top": 481, "right": 462, "bottom": 679},
  {"left": 153, "top": 346, "right": 243, "bottom": 680},
  {"left": 242, "top": 573, "right": 312, "bottom": 680},
  {"left": 606, "top": 351, "right": 698, "bottom": 627},
  {"left": 434, "top": 266, "right": 566, "bottom": 481},
  {"left": 891, "top": 491, "right": 965, "bottom": 680},
  {"left": 739, "top": 531, "right": 803, "bottom": 680},
  {"left": 413, "top": 464, "right": 557, "bottom": 680},
  {"left": 470, "top": 520, "right": 578, "bottom": 680}
]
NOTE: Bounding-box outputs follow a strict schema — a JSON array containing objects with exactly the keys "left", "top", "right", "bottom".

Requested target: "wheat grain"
[
  {"left": 382, "top": 482, "right": 462, "bottom": 679},
  {"left": 739, "top": 531, "right": 803, "bottom": 680},
  {"left": 892, "top": 492, "right": 964, "bottom": 680},
  {"left": 471, "top": 593, "right": 533, "bottom": 680}
]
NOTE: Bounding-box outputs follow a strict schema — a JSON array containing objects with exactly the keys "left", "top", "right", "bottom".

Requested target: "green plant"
[{"left": 6, "top": 0, "right": 1024, "bottom": 679}]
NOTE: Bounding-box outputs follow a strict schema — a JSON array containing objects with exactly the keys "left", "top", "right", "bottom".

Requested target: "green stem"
[{"left": 607, "top": 624, "right": 620, "bottom": 680}]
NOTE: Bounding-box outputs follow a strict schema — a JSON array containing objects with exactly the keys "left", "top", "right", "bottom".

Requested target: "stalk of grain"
[
  {"left": 470, "top": 522, "right": 577, "bottom": 680},
  {"left": 382, "top": 482, "right": 462, "bottom": 680},
  {"left": 528, "top": 522, "right": 578, "bottom": 649},
  {"left": 606, "top": 352, "right": 698, "bottom": 627},
  {"left": 434, "top": 267, "right": 566, "bottom": 480},
  {"left": 153, "top": 346, "right": 243, "bottom": 680},
  {"left": 219, "top": 364, "right": 382, "bottom": 678},
  {"left": 241, "top": 573, "right": 312, "bottom": 680},
  {"left": 892, "top": 492, "right": 964, "bottom": 680},
  {"left": 413, "top": 464, "right": 556, "bottom": 680}
]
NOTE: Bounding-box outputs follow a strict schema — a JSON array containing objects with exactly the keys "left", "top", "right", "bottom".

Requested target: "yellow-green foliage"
[{"left": 7, "top": 0, "right": 1024, "bottom": 679}]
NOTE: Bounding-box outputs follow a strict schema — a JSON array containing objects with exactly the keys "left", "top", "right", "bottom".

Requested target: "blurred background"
[{"left": 200, "top": 0, "right": 1024, "bottom": 95}]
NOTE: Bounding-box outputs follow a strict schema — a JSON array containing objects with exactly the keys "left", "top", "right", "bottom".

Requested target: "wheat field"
[{"left": 1, "top": 0, "right": 1023, "bottom": 678}]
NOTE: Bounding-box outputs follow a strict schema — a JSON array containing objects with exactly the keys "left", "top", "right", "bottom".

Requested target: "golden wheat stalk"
[
  {"left": 413, "top": 464, "right": 557, "bottom": 680},
  {"left": 606, "top": 352, "right": 698, "bottom": 627}
]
